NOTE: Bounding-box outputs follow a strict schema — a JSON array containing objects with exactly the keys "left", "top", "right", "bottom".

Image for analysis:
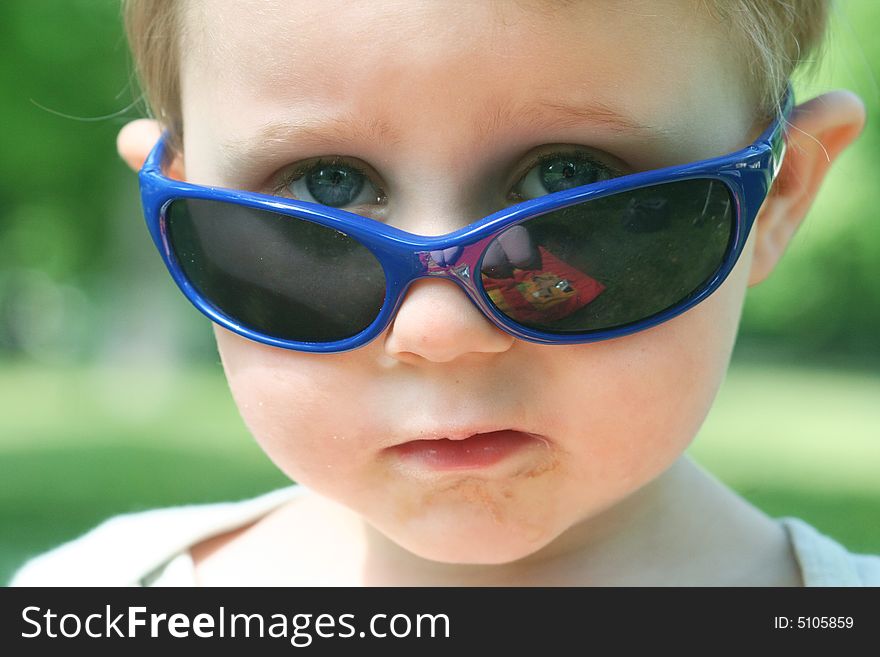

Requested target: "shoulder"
[
  {"left": 9, "top": 485, "right": 305, "bottom": 587},
  {"left": 779, "top": 516, "right": 880, "bottom": 586}
]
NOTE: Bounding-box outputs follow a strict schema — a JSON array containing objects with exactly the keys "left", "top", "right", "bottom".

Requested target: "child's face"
[{"left": 179, "top": 0, "right": 761, "bottom": 564}]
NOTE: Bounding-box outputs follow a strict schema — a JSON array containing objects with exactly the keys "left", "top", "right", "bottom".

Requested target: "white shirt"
[{"left": 10, "top": 485, "right": 880, "bottom": 586}]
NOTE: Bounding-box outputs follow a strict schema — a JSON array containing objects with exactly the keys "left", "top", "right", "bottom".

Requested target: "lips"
[{"left": 386, "top": 429, "right": 546, "bottom": 470}]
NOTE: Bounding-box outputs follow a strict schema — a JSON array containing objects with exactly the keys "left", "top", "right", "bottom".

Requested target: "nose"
[{"left": 383, "top": 276, "right": 515, "bottom": 364}]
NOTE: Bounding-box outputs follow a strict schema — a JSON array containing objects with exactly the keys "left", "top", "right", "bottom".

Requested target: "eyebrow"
[
  {"left": 476, "top": 98, "right": 672, "bottom": 143},
  {"left": 219, "top": 99, "right": 673, "bottom": 177}
]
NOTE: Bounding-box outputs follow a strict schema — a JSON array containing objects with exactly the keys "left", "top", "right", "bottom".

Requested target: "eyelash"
[
  {"left": 272, "top": 148, "right": 623, "bottom": 205},
  {"left": 507, "top": 150, "right": 622, "bottom": 202},
  {"left": 273, "top": 156, "right": 388, "bottom": 204}
]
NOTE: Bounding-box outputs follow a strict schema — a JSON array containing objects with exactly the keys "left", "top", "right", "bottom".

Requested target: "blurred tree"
[{"left": 0, "top": 0, "right": 137, "bottom": 359}]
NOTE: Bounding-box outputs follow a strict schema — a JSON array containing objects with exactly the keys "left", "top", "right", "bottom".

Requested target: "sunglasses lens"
[
  {"left": 166, "top": 199, "right": 387, "bottom": 343},
  {"left": 480, "top": 178, "right": 735, "bottom": 333}
]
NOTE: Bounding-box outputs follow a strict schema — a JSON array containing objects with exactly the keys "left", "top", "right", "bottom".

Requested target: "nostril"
[
  {"left": 482, "top": 240, "right": 513, "bottom": 278},
  {"left": 433, "top": 246, "right": 462, "bottom": 266},
  {"left": 422, "top": 246, "right": 463, "bottom": 270},
  {"left": 497, "top": 225, "right": 536, "bottom": 266}
]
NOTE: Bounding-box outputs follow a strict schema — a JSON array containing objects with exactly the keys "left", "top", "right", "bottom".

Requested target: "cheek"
[
  {"left": 212, "top": 327, "right": 374, "bottom": 487},
  {"left": 547, "top": 247, "right": 751, "bottom": 509}
]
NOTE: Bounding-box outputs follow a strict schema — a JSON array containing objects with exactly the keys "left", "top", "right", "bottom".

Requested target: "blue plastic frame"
[{"left": 138, "top": 83, "right": 794, "bottom": 353}]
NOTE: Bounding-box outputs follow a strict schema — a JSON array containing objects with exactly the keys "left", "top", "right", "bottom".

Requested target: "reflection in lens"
[
  {"left": 480, "top": 179, "right": 734, "bottom": 333},
  {"left": 166, "top": 199, "right": 386, "bottom": 342}
]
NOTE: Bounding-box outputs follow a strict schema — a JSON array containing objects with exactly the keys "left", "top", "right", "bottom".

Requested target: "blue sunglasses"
[{"left": 138, "top": 84, "right": 793, "bottom": 353}]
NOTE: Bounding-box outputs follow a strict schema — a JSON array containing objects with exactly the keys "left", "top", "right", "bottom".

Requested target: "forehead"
[{"left": 179, "top": 0, "right": 752, "bottom": 171}]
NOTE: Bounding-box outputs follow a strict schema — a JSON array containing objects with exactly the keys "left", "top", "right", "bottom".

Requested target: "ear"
[
  {"left": 747, "top": 90, "right": 866, "bottom": 287},
  {"left": 116, "top": 118, "right": 185, "bottom": 179}
]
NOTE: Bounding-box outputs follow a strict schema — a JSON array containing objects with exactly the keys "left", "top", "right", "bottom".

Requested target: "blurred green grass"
[{"left": 2, "top": 356, "right": 878, "bottom": 585}]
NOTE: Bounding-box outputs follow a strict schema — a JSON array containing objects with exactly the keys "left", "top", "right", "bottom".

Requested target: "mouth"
[{"left": 385, "top": 429, "right": 548, "bottom": 471}]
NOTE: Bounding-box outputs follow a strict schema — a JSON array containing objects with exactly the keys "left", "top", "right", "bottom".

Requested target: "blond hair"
[{"left": 123, "top": 0, "right": 832, "bottom": 155}]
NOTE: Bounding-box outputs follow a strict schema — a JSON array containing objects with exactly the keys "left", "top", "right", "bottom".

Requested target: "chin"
[
  {"left": 378, "top": 510, "right": 560, "bottom": 566},
  {"left": 407, "top": 540, "right": 549, "bottom": 566},
  {"left": 360, "top": 468, "right": 570, "bottom": 566}
]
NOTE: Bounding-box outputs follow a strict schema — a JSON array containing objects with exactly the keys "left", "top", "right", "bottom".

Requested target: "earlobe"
[
  {"left": 116, "top": 118, "right": 185, "bottom": 179},
  {"left": 747, "top": 90, "right": 866, "bottom": 287}
]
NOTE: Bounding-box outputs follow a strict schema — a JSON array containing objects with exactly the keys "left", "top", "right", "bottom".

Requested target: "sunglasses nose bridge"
[
  {"left": 400, "top": 238, "right": 515, "bottom": 339},
  {"left": 413, "top": 238, "right": 491, "bottom": 287}
]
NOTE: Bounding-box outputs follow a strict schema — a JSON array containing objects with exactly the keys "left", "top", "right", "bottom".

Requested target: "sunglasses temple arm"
[
  {"left": 141, "top": 131, "right": 171, "bottom": 175},
  {"left": 734, "top": 83, "right": 793, "bottom": 230},
  {"left": 766, "top": 81, "right": 794, "bottom": 182}
]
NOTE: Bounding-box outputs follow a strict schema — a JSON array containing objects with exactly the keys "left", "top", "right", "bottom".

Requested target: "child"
[{"left": 12, "top": 0, "right": 878, "bottom": 586}]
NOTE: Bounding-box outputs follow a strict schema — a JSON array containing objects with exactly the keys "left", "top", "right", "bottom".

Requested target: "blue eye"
[
  {"left": 512, "top": 151, "right": 622, "bottom": 201},
  {"left": 284, "top": 158, "right": 385, "bottom": 209},
  {"left": 278, "top": 150, "right": 622, "bottom": 209}
]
